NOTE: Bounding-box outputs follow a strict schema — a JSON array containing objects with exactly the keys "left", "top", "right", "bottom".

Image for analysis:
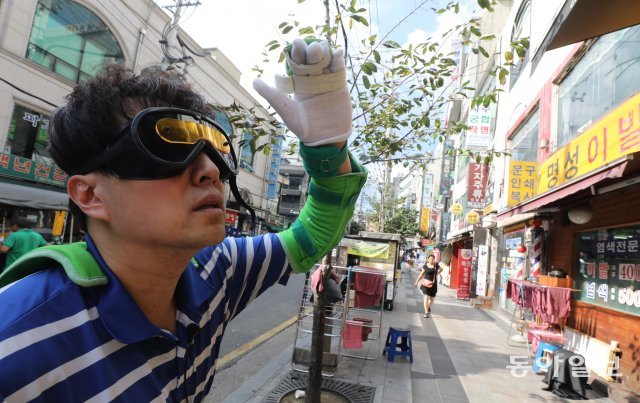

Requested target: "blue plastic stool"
[
  {"left": 533, "top": 341, "right": 561, "bottom": 373},
  {"left": 383, "top": 327, "right": 413, "bottom": 363}
]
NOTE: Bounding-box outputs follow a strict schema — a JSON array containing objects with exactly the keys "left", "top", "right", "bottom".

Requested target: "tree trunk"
[{"left": 305, "top": 252, "right": 332, "bottom": 402}]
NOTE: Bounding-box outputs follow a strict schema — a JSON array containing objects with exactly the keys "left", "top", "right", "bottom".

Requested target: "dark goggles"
[{"left": 77, "top": 107, "right": 239, "bottom": 181}]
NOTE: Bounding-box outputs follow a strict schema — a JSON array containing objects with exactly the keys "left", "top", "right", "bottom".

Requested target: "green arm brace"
[{"left": 277, "top": 152, "right": 367, "bottom": 273}]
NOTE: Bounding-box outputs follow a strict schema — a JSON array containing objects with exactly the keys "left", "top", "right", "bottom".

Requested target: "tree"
[
  {"left": 385, "top": 207, "right": 421, "bottom": 238},
  {"left": 218, "top": 0, "right": 529, "bottom": 398}
]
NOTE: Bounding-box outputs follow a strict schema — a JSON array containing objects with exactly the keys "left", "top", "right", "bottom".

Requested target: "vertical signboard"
[
  {"left": 467, "top": 163, "right": 488, "bottom": 209},
  {"left": 476, "top": 245, "right": 488, "bottom": 297},
  {"left": 466, "top": 104, "right": 493, "bottom": 148},
  {"left": 457, "top": 249, "right": 472, "bottom": 299},
  {"left": 440, "top": 139, "right": 455, "bottom": 196},
  {"left": 420, "top": 208, "right": 430, "bottom": 232},
  {"left": 507, "top": 160, "right": 538, "bottom": 206},
  {"left": 266, "top": 135, "right": 283, "bottom": 200}
]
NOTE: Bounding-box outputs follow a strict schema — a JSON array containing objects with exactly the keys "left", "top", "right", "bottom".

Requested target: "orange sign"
[
  {"left": 507, "top": 160, "right": 538, "bottom": 206},
  {"left": 420, "top": 208, "right": 430, "bottom": 232},
  {"left": 539, "top": 92, "right": 640, "bottom": 194}
]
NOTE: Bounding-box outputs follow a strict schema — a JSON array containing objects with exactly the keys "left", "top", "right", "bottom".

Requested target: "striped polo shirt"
[{"left": 0, "top": 232, "right": 292, "bottom": 402}]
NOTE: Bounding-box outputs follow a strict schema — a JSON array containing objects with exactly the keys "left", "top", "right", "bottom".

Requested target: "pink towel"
[{"left": 343, "top": 320, "right": 363, "bottom": 349}]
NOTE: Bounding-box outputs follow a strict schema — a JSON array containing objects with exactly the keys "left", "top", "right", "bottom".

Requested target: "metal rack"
[
  {"left": 291, "top": 265, "right": 347, "bottom": 377},
  {"left": 339, "top": 266, "right": 386, "bottom": 360}
]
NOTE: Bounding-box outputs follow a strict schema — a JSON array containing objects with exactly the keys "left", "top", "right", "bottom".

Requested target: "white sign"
[{"left": 476, "top": 245, "right": 489, "bottom": 297}]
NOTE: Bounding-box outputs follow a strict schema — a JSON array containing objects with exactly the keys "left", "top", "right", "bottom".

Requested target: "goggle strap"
[{"left": 229, "top": 176, "right": 257, "bottom": 235}]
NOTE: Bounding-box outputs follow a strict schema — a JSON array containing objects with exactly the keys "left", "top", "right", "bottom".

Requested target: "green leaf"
[
  {"left": 363, "top": 75, "right": 371, "bottom": 89},
  {"left": 478, "top": 46, "right": 489, "bottom": 58},
  {"left": 499, "top": 68, "right": 508, "bottom": 85},
  {"left": 298, "top": 26, "right": 314, "bottom": 35},
  {"left": 282, "top": 25, "right": 293, "bottom": 34},
  {"left": 515, "top": 46, "right": 526, "bottom": 58},
  {"left": 278, "top": 22, "right": 288, "bottom": 29},
  {"left": 470, "top": 26, "right": 481, "bottom": 37},
  {"left": 504, "top": 50, "right": 513, "bottom": 62},
  {"left": 351, "top": 14, "right": 369, "bottom": 26},
  {"left": 373, "top": 50, "right": 381, "bottom": 64}
]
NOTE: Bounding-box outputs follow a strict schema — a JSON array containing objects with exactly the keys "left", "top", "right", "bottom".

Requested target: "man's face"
[{"left": 92, "top": 152, "right": 227, "bottom": 251}]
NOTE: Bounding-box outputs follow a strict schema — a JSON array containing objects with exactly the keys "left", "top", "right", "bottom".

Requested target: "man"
[
  {"left": 0, "top": 39, "right": 366, "bottom": 401},
  {"left": 0, "top": 217, "right": 46, "bottom": 271}
]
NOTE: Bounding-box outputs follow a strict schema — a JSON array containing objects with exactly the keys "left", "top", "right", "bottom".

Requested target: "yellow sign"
[
  {"left": 539, "top": 92, "right": 640, "bottom": 194},
  {"left": 466, "top": 211, "right": 480, "bottom": 224},
  {"left": 420, "top": 208, "right": 430, "bottom": 232},
  {"left": 348, "top": 241, "right": 390, "bottom": 259},
  {"left": 52, "top": 211, "right": 67, "bottom": 236},
  {"left": 507, "top": 160, "right": 538, "bottom": 206},
  {"left": 451, "top": 202, "right": 463, "bottom": 215}
]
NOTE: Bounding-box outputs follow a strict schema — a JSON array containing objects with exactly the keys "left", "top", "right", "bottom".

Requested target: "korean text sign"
[
  {"left": 507, "top": 160, "right": 538, "bottom": 206},
  {"left": 539, "top": 92, "right": 640, "bottom": 194}
]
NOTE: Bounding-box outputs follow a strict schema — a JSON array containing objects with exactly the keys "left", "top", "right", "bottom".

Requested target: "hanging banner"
[
  {"left": 420, "top": 208, "right": 430, "bottom": 232},
  {"left": 467, "top": 163, "right": 488, "bottom": 209},
  {"left": 507, "top": 160, "right": 538, "bottom": 206},
  {"left": 348, "top": 241, "right": 390, "bottom": 259},
  {"left": 476, "top": 245, "right": 488, "bottom": 297},
  {"left": 457, "top": 249, "right": 472, "bottom": 299}
]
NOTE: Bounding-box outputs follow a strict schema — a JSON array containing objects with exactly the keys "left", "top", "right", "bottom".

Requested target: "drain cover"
[{"left": 264, "top": 371, "right": 376, "bottom": 403}]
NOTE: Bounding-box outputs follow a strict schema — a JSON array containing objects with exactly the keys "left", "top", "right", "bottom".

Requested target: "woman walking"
[{"left": 414, "top": 254, "right": 442, "bottom": 318}]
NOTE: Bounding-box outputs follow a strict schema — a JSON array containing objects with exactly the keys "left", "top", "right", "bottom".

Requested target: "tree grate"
[{"left": 264, "top": 371, "right": 376, "bottom": 403}]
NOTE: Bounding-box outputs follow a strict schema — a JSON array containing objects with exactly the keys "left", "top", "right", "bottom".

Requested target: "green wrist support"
[
  {"left": 277, "top": 153, "right": 367, "bottom": 273},
  {"left": 299, "top": 142, "right": 349, "bottom": 179}
]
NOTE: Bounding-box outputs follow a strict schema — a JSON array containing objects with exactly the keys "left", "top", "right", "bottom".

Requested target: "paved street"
[
  {"left": 218, "top": 273, "right": 305, "bottom": 357},
  {"left": 207, "top": 267, "right": 614, "bottom": 403}
]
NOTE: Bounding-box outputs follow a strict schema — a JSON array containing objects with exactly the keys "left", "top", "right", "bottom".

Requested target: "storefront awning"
[
  {"left": 0, "top": 180, "right": 69, "bottom": 210},
  {"left": 498, "top": 160, "right": 628, "bottom": 220},
  {"left": 532, "top": 0, "right": 640, "bottom": 71}
]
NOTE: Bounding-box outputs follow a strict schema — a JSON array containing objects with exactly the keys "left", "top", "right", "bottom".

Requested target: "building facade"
[{"left": 0, "top": 0, "right": 278, "bottom": 243}]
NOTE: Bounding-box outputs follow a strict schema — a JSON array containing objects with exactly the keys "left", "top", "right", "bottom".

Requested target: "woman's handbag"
[{"left": 420, "top": 278, "right": 434, "bottom": 288}]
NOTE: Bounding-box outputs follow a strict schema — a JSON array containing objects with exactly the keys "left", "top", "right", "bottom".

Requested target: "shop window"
[
  {"left": 575, "top": 225, "right": 640, "bottom": 317},
  {"left": 508, "top": 106, "right": 539, "bottom": 162},
  {"left": 4, "top": 104, "right": 53, "bottom": 163},
  {"left": 557, "top": 25, "right": 640, "bottom": 148},
  {"left": 238, "top": 132, "right": 254, "bottom": 172},
  {"left": 26, "top": 0, "right": 124, "bottom": 83},
  {"left": 509, "top": 0, "right": 531, "bottom": 90}
]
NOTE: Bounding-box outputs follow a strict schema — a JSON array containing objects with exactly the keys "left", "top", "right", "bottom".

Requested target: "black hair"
[
  {"left": 428, "top": 254, "right": 435, "bottom": 259},
  {"left": 11, "top": 217, "right": 31, "bottom": 229},
  {"left": 48, "top": 64, "right": 212, "bottom": 231}
]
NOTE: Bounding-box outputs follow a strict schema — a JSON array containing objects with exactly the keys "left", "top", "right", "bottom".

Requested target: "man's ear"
[{"left": 67, "top": 174, "right": 110, "bottom": 223}]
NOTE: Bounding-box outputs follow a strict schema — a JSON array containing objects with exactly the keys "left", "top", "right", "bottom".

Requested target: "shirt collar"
[{"left": 84, "top": 234, "right": 215, "bottom": 344}]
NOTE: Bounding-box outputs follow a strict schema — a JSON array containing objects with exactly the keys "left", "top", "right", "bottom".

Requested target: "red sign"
[
  {"left": 457, "top": 249, "right": 472, "bottom": 299},
  {"left": 467, "top": 163, "right": 488, "bottom": 209},
  {"left": 225, "top": 210, "right": 238, "bottom": 224}
]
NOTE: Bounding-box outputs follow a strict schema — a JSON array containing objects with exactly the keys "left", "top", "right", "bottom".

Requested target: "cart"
[{"left": 338, "top": 232, "right": 403, "bottom": 311}]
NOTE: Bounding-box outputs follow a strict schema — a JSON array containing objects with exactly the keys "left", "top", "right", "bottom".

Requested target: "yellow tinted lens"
[{"left": 155, "top": 118, "right": 231, "bottom": 154}]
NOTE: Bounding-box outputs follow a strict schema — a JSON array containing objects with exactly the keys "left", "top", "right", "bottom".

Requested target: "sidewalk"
[{"left": 207, "top": 268, "right": 614, "bottom": 403}]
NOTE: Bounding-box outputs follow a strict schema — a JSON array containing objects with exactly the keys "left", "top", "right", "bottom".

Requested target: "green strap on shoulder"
[{"left": 0, "top": 242, "right": 107, "bottom": 288}]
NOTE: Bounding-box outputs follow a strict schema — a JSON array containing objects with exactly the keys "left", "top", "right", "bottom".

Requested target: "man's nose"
[{"left": 192, "top": 152, "right": 221, "bottom": 185}]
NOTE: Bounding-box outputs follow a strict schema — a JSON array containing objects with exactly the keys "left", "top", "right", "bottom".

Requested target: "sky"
[
  {"left": 174, "top": 0, "right": 476, "bottom": 93},
  {"left": 170, "top": 0, "right": 478, "bottom": 184}
]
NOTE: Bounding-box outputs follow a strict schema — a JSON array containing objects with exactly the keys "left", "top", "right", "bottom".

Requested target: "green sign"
[
  {"left": 348, "top": 241, "right": 390, "bottom": 259},
  {"left": 574, "top": 227, "right": 640, "bottom": 317},
  {"left": 0, "top": 152, "right": 68, "bottom": 188}
]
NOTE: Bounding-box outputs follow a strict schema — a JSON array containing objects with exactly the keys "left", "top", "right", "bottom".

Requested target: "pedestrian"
[
  {"left": 0, "top": 216, "right": 47, "bottom": 271},
  {"left": 0, "top": 38, "right": 366, "bottom": 402},
  {"left": 414, "top": 254, "right": 443, "bottom": 317}
]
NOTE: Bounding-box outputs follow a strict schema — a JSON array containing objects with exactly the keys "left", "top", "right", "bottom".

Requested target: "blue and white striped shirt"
[{"left": 0, "top": 233, "right": 292, "bottom": 402}]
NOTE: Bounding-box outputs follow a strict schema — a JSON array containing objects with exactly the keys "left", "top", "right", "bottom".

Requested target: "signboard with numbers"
[
  {"left": 539, "top": 92, "right": 640, "bottom": 194},
  {"left": 574, "top": 227, "right": 640, "bottom": 317}
]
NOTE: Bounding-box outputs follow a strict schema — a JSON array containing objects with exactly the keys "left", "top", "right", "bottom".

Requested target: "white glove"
[{"left": 253, "top": 39, "right": 352, "bottom": 146}]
